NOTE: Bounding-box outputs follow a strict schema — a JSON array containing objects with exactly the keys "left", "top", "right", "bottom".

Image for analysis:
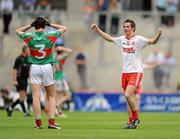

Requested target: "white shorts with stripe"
[{"left": 29, "top": 64, "right": 55, "bottom": 86}]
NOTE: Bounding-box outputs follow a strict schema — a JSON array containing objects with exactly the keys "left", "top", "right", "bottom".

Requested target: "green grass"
[{"left": 1, "top": 111, "right": 180, "bottom": 139}]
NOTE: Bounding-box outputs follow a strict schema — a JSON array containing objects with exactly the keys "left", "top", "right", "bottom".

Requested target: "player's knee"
[
  {"left": 125, "top": 92, "right": 130, "bottom": 98},
  {"left": 33, "top": 96, "right": 40, "bottom": 103},
  {"left": 19, "top": 97, "right": 25, "bottom": 101},
  {"left": 47, "top": 95, "right": 56, "bottom": 102}
]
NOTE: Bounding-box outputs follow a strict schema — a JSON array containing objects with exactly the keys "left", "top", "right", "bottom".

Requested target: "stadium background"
[{"left": 0, "top": 1, "right": 180, "bottom": 139}]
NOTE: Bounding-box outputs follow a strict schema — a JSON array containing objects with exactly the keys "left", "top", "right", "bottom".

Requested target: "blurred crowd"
[
  {"left": 0, "top": 0, "right": 52, "bottom": 34},
  {"left": 1, "top": 0, "right": 179, "bottom": 35},
  {"left": 84, "top": 0, "right": 180, "bottom": 38},
  {"left": 146, "top": 48, "right": 176, "bottom": 92},
  {"left": 156, "top": 0, "right": 179, "bottom": 26}
]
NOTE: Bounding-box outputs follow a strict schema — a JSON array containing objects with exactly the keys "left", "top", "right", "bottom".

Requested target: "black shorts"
[{"left": 16, "top": 78, "right": 28, "bottom": 92}]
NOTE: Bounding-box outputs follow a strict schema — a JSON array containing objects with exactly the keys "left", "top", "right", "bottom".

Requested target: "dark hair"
[
  {"left": 34, "top": 16, "right": 47, "bottom": 29},
  {"left": 123, "top": 19, "right": 136, "bottom": 32}
]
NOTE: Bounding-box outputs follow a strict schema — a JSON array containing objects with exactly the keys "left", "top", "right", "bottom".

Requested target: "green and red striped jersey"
[{"left": 18, "top": 31, "right": 61, "bottom": 64}]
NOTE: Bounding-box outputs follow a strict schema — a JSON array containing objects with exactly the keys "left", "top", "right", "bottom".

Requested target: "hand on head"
[
  {"left": 91, "top": 24, "right": 98, "bottom": 32},
  {"left": 44, "top": 17, "right": 51, "bottom": 26},
  {"left": 158, "top": 27, "right": 163, "bottom": 34},
  {"left": 31, "top": 16, "right": 51, "bottom": 28},
  {"left": 31, "top": 20, "right": 36, "bottom": 27}
]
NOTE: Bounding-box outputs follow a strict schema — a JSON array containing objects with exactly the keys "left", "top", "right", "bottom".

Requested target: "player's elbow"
[
  {"left": 15, "top": 29, "right": 20, "bottom": 35},
  {"left": 107, "top": 38, "right": 113, "bottom": 42},
  {"left": 68, "top": 48, "right": 73, "bottom": 54},
  {"left": 148, "top": 39, "right": 156, "bottom": 45},
  {"left": 64, "top": 26, "right": 67, "bottom": 32},
  {"left": 63, "top": 26, "right": 67, "bottom": 33},
  {"left": 60, "top": 26, "right": 67, "bottom": 34}
]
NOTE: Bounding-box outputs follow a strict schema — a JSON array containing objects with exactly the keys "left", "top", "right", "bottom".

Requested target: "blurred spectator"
[
  {"left": 156, "top": 0, "right": 167, "bottom": 25},
  {"left": 0, "top": 85, "right": 13, "bottom": 116},
  {"left": 142, "top": 0, "right": 151, "bottom": 17},
  {"left": 147, "top": 49, "right": 165, "bottom": 91},
  {"left": 18, "top": 0, "right": 37, "bottom": 25},
  {"left": 163, "top": 50, "right": 176, "bottom": 89},
  {"left": 75, "top": 47, "right": 88, "bottom": 89},
  {"left": 36, "top": 0, "right": 51, "bottom": 17},
  {"left": 37, "top": 0, "right": 51, "bottom": 7},
  {"left": 110, "top": 0, "right": 120, "bottom": 35},
  {"left": 165, "top": 0, "right": 178, "bottom": 27},
  {"left": 19, "top": 0, "right": 36, "bottom": 14},
  {"left": 0, "top": 0, "right": 14, "bottom": 34},
  {"left": 121, "top": 0, "right": 130, "bottom": 11},
  {"left": 84, "top": 0, "right": 97, "bottom": 41},
  {"left": 177, "top": 79, "right": 180, "bottom": 92},
  {"left": 98, "top": 0, "right": 109, "bottom": 32},
  {"left": 21, "top": 0, "right": 36, "bottom": 9}
]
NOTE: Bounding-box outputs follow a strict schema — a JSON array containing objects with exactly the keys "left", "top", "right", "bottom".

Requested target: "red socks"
[
  {"left": 132, "top": 110, "right": 138, "bottom": 120},
  {"left": 129, "top": 117, "right": 133, "bottom": 124},
  {"left": 35, "top": 119, "right": 42, "bottom": 127},
  {"left": 48, "top": 118, "right": 55, "bottom": 126},
  {"left": 129, "top": 110, "right": 138, "bottom": 124},
  {"left": 35, "top": 118, "right": 56, "bottom": 127}
]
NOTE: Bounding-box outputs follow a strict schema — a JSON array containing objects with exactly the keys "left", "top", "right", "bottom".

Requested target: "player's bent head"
[
  {"left": 123, "top": 19, "right": 136, "bottom": 32},
  {"left": 22, "top": 45, "right": 30, "bottom": 55},
  {"left": 22, "top": 45, "right": 28, "bottom": 52},
  {"left": 34, "top": 16, "right": 46, "bottom": 29}
]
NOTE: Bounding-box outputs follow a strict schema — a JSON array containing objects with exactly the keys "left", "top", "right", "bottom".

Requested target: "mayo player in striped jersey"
[
  {"left": 16, "top": 16, "right": 66, "bottom": 129},
  {"left": 91, "top": 19, "right": 162, "bottom": 129}
]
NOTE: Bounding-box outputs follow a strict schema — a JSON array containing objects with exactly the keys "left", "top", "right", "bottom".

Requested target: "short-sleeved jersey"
[
  {"left": 13, "top": 55, "right": 30, "bottom": 78},
  {"left": 18, "top": 31, "right": 61, "bottom": 65},
  {"left": 112, "top": 35, "right": 149, "bottom": 73}
]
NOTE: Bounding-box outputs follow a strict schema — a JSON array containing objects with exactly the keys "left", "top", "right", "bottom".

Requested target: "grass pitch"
[{"left": 0, "top": 111, "right": 180, "bottom": 139}]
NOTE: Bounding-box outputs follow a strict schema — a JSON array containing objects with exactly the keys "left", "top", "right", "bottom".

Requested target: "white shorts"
[
  {"left": 55, "top": 79, "right": 69, "bottom": 92},
  {"left": 29, "top": 64, "right": 55, "bottom": 86}
]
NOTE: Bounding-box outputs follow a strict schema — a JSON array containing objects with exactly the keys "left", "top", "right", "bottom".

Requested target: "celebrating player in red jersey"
[
  {"left": 91, "top": 19, "right": 162, "bottom": 129},
  {"left": 16, "top": 16, "right": 66, "bottom": 129}
]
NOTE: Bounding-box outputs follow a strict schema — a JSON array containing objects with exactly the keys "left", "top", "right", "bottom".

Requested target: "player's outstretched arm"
[
  {"left": 15, "top": 25, "right": 31, "bottom": 35},
  {"left": 50, "top": 23, "right": 67, "bottom": 34},
  {"left": 148, "top": 27, "right": 163, "bottom": 45},
  {"left": 91, "top": 24, "right": 113, "bottom": 42}
]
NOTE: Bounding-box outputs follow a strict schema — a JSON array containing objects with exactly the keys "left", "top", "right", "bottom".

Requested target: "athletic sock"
[
  {"left": 20, "top": 101, "right": 27, "bottom": 113},
  {"left": 48, "top": 118, "right": 55, "bottom": 126},
  {"left": 12, "top": 99, "right": 20, "bottom": 109},
  {"left": 35, "top": 119, "right": 42, "bottom": 127},
  {"left": 129, "top": 117, "right": 133, "bottom": 124},
  {"left": 132, "top": 110, "right": 138, "bottom": 120}
]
